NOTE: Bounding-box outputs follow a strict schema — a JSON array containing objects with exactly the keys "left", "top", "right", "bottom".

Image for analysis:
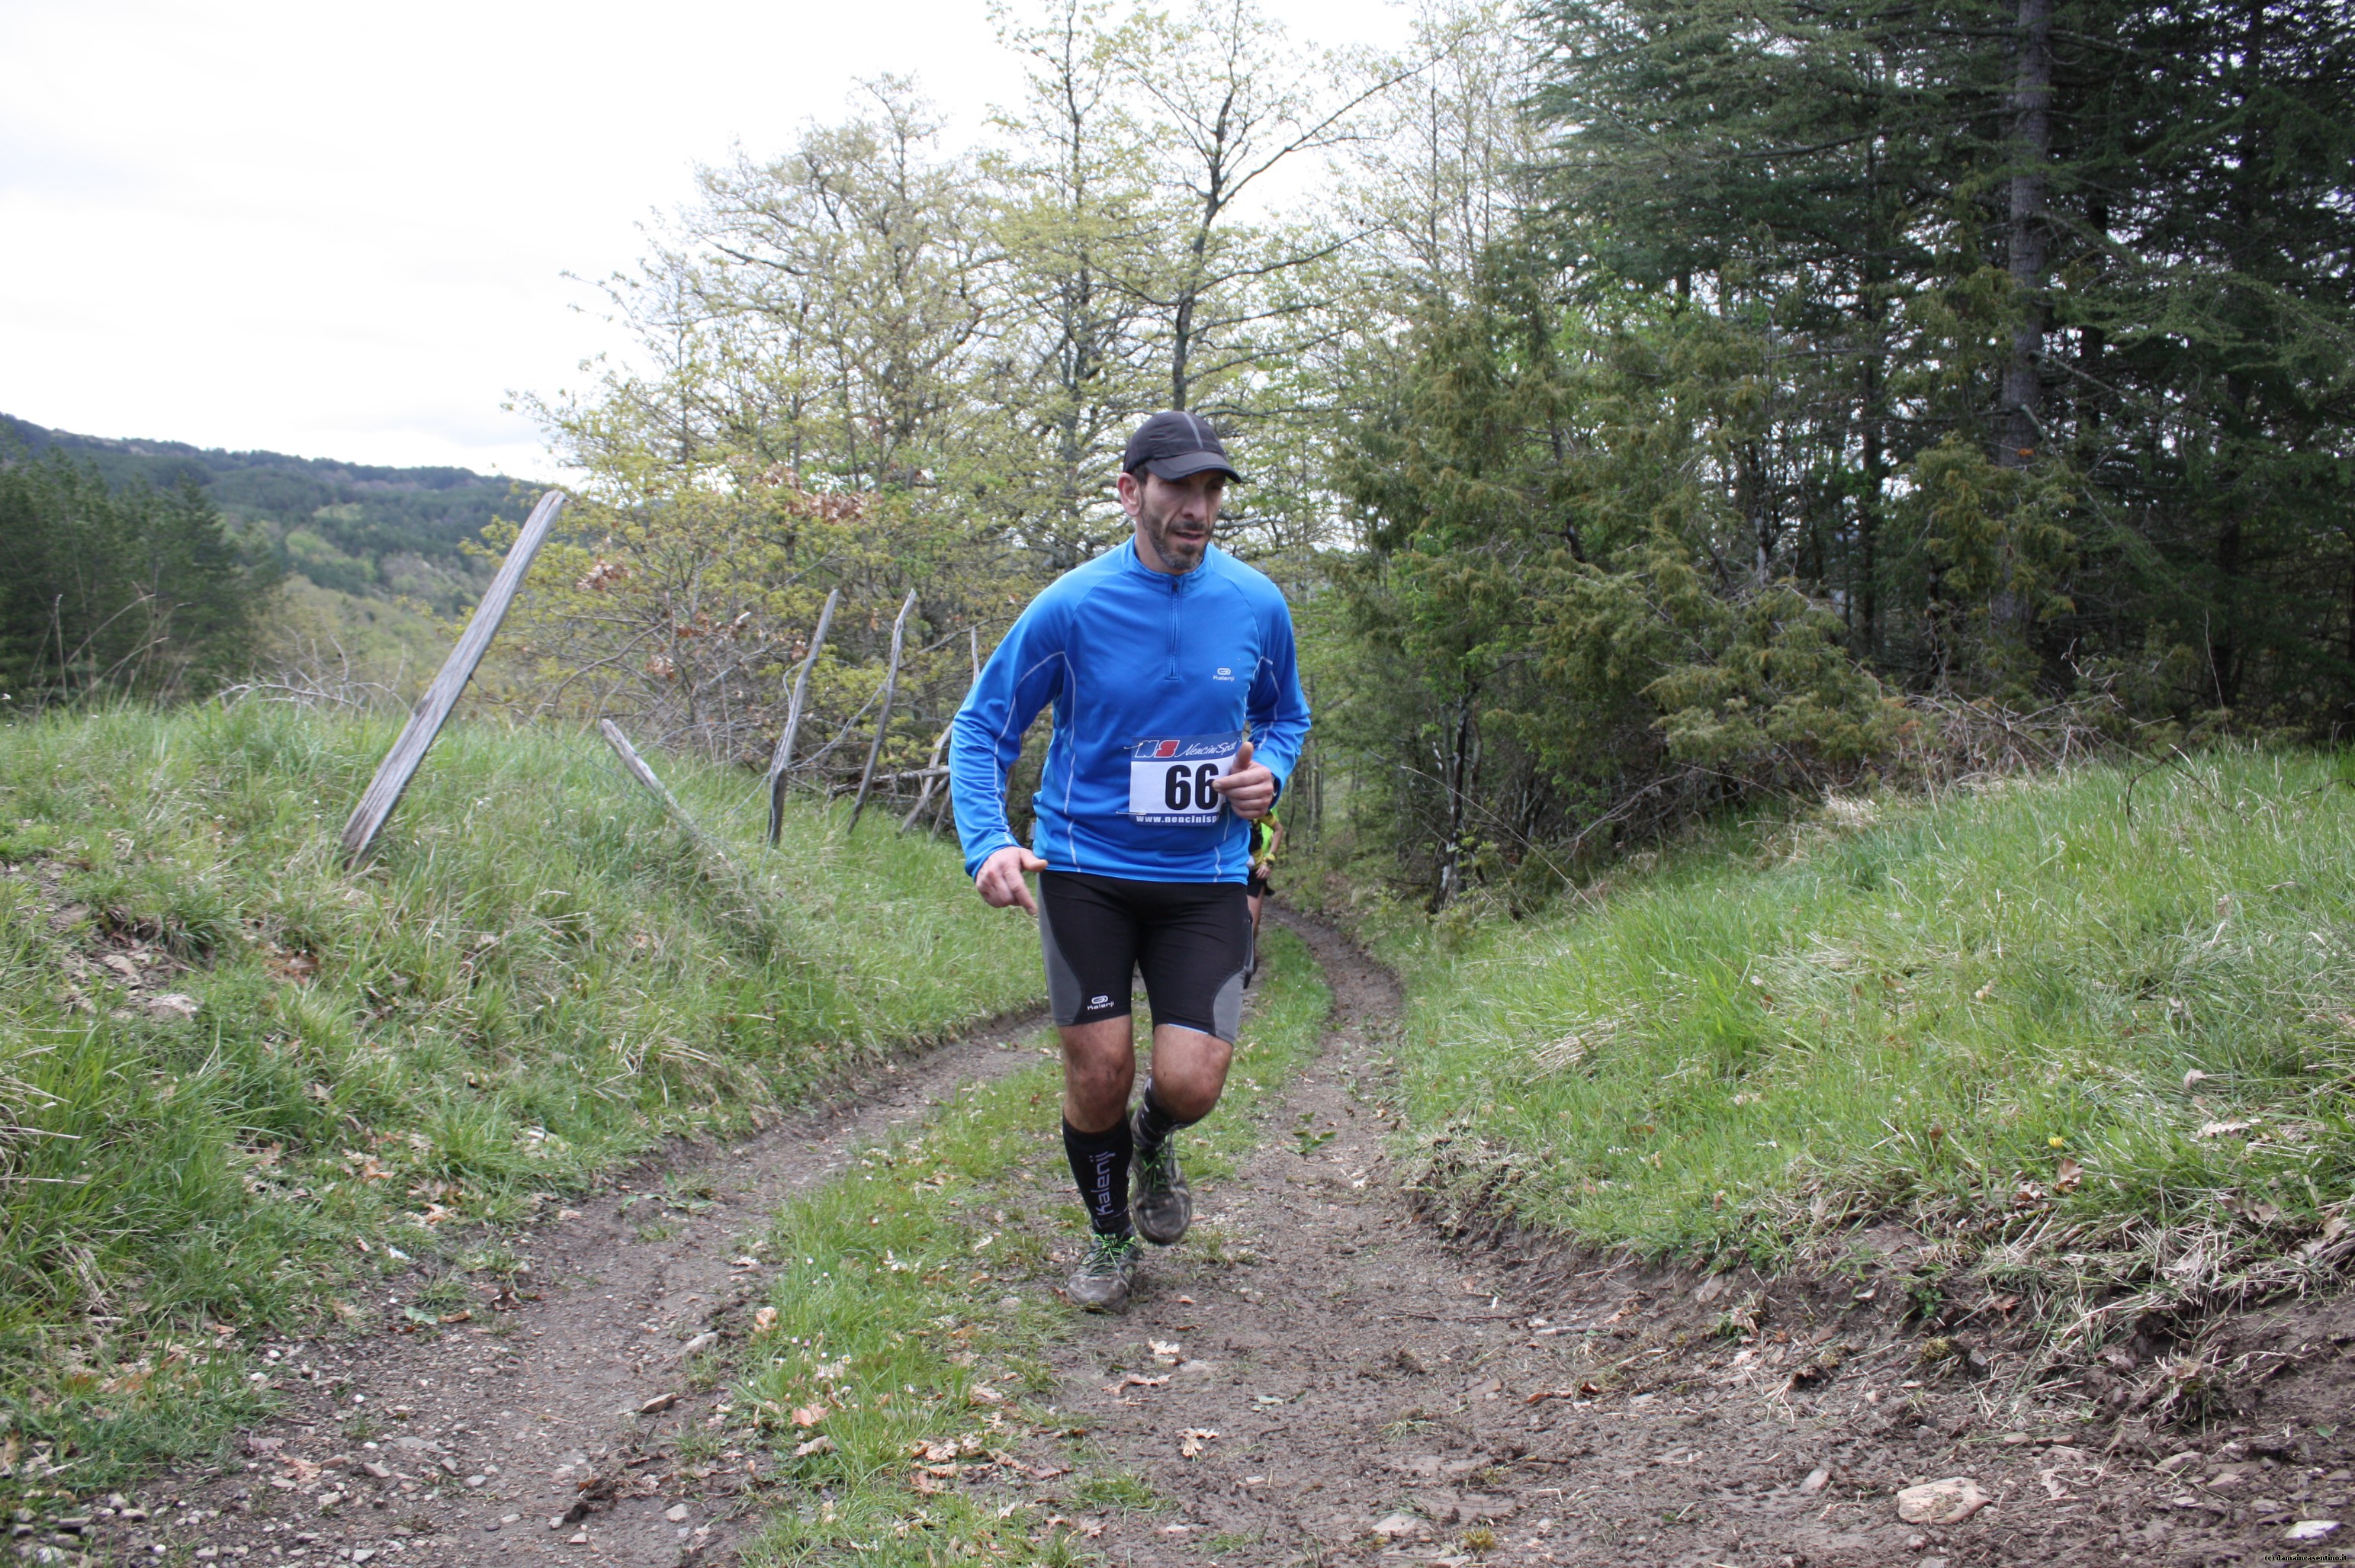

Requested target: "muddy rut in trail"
[
  {"left": 108, "top": 914, "right": 2355, "bottom": 1568},
  {"left": 117, "top": 1017, "right": 1052, "bottom": 1568}
]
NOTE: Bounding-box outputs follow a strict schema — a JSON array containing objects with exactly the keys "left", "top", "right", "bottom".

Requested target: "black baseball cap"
[{"left": 1123, "top": 410, "right": 1242, "bottom": 483}]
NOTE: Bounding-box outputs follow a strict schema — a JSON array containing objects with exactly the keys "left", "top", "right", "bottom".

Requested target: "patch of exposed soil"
[
  {"left": 100, "top": 1014, "right": 1049, "bottom": 1568},
  {"left": 1039, "top": 912, "right": 2355, "bottom": 1568},
  {"left": 3, "top": 855, "right": 208, "bottom": 1023}
]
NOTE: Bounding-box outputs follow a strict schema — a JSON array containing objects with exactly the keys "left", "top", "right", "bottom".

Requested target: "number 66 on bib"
[{"left": 1126, "top": 733, "right": 1242, "bottom": 825}]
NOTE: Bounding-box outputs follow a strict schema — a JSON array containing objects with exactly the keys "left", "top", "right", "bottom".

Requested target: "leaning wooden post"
[
  {"left": 766, "top": 587, "right": 838, "bottom": 846},
  {"left": 339, "top": 489, "right": 567, "bottom": 865},
  {"left": 846, "top": 590, "right": 918, "bottom": 835},
  {"left": 599, "top": 719, "right": 734, "bottom": 869}
]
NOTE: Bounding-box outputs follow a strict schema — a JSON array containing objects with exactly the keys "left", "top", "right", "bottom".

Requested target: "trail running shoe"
[
  {"left": 1130, "top": 1129, "right": 1193, "bottom": 1247},
  {"left": 1067, "top": 1231, "right": 1140, "bottom": 1313}
]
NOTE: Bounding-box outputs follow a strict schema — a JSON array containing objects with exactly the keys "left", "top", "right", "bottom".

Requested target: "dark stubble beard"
[{"left": 1139, "top": 489, "right": 1213, "bottom": 572}]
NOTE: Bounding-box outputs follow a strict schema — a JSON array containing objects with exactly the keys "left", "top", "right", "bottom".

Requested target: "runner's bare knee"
[
  {"left": 1146, "top": 1023, "right": 1231, "bottom": 1121},
  {"left": 1060, "top": 1018, "right": 1136, "bottom": 1133}
]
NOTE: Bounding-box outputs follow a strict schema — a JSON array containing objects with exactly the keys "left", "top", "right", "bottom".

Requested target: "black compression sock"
[
  {"left": 1062, "top": 1118, "right": 1134, "bottom": 1237},
  {"left": 1129, "top": 1080, "right": 1200, "bottom": 1157}
]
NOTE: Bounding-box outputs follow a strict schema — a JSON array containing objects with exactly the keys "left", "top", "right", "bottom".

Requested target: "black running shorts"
[{"left": 1036, "top": 871, "right": 1251, "bottom": 1041}]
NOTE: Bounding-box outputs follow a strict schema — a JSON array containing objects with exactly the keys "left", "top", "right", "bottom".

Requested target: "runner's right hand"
[{"left": 975, "top": 846, "right": 1049, "bottom": 914}]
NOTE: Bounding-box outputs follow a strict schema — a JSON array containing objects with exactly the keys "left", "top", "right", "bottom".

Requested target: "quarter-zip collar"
[
  {"left": 1118, "top": 536, "right": 1218, "bottom": 587},
  {"left": 1120, "top": 538, "right": 1216, "bottom": 680}
]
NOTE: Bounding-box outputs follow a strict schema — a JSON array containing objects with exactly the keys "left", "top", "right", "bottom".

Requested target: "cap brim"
[{"left": 1143, "top": 451, "right": 1242, "bottom": 483}]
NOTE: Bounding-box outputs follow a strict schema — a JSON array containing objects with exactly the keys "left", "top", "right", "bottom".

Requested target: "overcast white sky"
[{"left": 2, "top": 0, "right": 1413, "bottom": 477}]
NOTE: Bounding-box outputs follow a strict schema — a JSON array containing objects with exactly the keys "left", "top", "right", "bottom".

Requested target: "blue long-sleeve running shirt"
[{"left": 949, "top": 539, "right": 1311, "bottom": 885}]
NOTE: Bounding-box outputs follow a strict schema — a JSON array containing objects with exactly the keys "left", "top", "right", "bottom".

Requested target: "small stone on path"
[
  {"left": 2286, "top": 1518, "right": 2341, "bottom": 1541},
  {"left": 1896, "top": 1477, "right": 1990, "bottom": 1525}
]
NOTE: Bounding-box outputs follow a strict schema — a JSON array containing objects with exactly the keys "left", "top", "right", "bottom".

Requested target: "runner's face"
[{"left": 1123, "top": 469, "right": 1226, "bottom": 573}]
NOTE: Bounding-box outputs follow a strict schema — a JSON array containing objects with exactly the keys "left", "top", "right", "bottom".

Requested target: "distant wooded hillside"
[{"left": 0, "top": 414, "right": 537, "bottom": 615}]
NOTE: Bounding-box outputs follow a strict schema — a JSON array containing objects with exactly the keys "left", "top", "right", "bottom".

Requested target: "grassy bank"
[
  {"left": 1371, "top": 750, "right": 2355, "bottom": 1338},
  {"left": 725, "top": 926, "right": 1330, "bottom": 1566},
  {"left": 0, "top": 702, "right": 1038, "bottom": 1489}
]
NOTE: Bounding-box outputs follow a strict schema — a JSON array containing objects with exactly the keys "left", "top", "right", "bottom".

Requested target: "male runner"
[{"left": 947, "top": 411, "right": 1311, "bottom": 1313}]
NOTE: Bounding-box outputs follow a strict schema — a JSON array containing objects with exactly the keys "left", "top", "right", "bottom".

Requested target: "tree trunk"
[
  {"left": 1858, "top": 351, "right": 1884, "bottom": 660},
  {"left": 2000, "top": 0, "right": 2052, "bottom": 469},
  {"left": 1431, "top": 692, "right": 1476, "bottom": 913},
  {"left": 1990, "top": 0, "right": 2054, "bottom": 649}
]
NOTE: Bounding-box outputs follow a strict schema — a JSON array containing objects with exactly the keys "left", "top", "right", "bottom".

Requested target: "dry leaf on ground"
[{"left": 1105, "top": 1374, "right": 1170, "bottom": 1393}]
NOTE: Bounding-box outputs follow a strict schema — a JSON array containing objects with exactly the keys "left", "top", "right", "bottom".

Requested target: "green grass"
[
  {"left": 728, "top": 924, "right": 1329, "bottom": 1566},
  {"left": 0, "top": 702, "right": 1040, "bottom": 1492},
  {"left": 1372, "top": 750, "right": 2355, "bottom": 1335}
]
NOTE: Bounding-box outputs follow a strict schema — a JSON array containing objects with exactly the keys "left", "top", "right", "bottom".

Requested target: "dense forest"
[{"left": 1337, "top": 0, "right": 2355, "bottom": 898}]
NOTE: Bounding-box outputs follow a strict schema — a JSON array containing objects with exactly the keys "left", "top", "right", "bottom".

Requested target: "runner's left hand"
[{"left": 1211, "top": 740, "right": 1275, "bottom": 821}]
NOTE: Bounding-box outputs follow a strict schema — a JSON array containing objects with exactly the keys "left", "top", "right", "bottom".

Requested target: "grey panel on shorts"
[
  {"left": 1039, "top": 898, "right": 1088, "bottom": 1027},
  {"left": 1210, "top": 942, "right": 1248, "bottom": 1042}
]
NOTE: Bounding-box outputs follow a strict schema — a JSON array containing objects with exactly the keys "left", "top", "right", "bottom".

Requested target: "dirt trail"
[
  {"left": 1045, "top": 913, "right": 2355, "bottom": 1568},
  {"left": 120, "top": 1015, "right": 1049, "bottom": 1567},
  {"left": 102, "top": 914, "right": 2355, "bottom": 1568}
]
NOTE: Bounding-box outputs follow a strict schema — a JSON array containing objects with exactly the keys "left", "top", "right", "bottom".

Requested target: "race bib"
[{"left": 1126, "top": 733, "right": 1242, "bottom": 825}]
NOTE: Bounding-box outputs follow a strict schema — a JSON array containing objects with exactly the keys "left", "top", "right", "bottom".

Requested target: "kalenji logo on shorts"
[{"left": 1089, "top": 994, "right": 1112, "bottom": 1008}]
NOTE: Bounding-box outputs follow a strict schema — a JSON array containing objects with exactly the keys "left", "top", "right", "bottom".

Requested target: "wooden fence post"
[
  {"left": 766, "top": 588, "right": 838, "bottom": 846},
  {"left": 339, "top": 489, "right": 567, "bottom": 866},
  {"left": 599, "top": 718, "right": 733, "bottom": 869},
  {"left": 846, "top": 590, "right": 918, "bottom": 834}
]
